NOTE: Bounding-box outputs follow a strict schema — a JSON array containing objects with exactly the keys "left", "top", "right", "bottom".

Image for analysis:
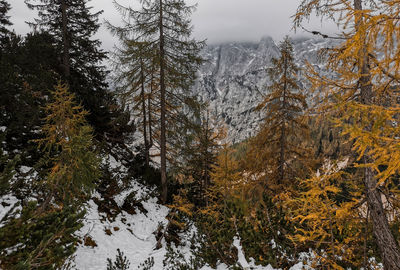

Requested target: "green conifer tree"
[
  {"left": 106, "top": 249, "right": 131, "bottom": 270},
  {"left": 0, "top": 0, "right": 11, "bottom": 41},
  {"left": 0, "top": 32, "right": 64, "bottom": 168},
  {"left": 0, "top": 134, "right": 18, "bottom": 196},
  {"left": 171, "top": 106, "right": 223, "bottom": 207},
  {"left": 25, "top": 0, "right": 133, "bottom": 144}
]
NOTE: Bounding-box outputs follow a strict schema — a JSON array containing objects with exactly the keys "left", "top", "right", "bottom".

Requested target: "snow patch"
[
  {"left": 74, "top": 186, "right": 169, "bottom": 270},
  {"left": 0, "top": 194, "right": 19, "bottom": 228}
]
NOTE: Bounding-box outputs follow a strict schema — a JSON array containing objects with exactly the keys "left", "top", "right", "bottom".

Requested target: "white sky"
[{"left": 8, "top": 0, "right": 339, "bottom": 51}]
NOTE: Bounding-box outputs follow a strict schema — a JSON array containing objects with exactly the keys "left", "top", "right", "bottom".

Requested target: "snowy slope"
[
  {"left": 74, "top": 183, "right": 170, "bottom": 269},
  {"left": 72, "top": 179, "right": 312, "bottom": 270}
]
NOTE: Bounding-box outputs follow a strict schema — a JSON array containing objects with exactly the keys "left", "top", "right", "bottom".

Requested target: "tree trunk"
[
  {"left": 279, "top": 56, "right": 288, "bottom": 185},
  {"left": 61, "top": 0, "right": 70, "bottom": 78},
  {"left": 354, "top": 1, "right": 400, "bottom": 268},
  {"left": 159, "top": 0, "right": 167, "bottom": 203},
  {"left": 148, "top": 72, "right": 154, "bottom": 148},
  {"left": 204, "top": 110, "right": 210, "bottom": 206},
  {"left": 140, "top": 60, "right": 149, "bottom": 167},
  {"left": 365, "top": 166, "right": 400, "bottom": 269}
]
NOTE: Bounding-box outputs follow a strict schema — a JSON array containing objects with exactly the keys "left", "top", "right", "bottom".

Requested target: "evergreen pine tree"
[
  {"left": 0, "top": 133, "right": 18, "bottom": 196},
  {"left": 0, "top": 0, "right": 11, "bottom": 41},
  {"left": 106, "top": 249, "right": 131, "bottom": 270},
  {"left": 170, "top": 105, "right": 224, "bottom": 207},
  {"left": 0, "top": 32, "right": 58, "bottom": 167},
  {"left": 25, "top": 0, "right": 133, "bottom": 144},
  {"left": 0, "top": 201, "right": 85, "bottom": 269},
  {"left": 110, "top": 0, "right": 205, "bottom": 203},
  {"left": 25, "top": 0, "right": 105, "bottom": 79},
  {"left": 188, "top": 109, "right": 221, "bottom": 207}
]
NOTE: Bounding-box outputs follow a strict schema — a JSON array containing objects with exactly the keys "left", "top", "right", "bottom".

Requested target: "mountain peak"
[{"left": 260, "top": 35, "right": 275, "bottom": 43}]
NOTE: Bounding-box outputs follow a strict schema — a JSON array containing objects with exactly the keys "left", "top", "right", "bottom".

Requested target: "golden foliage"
[
  {"left": 294, "top": 0, "right": 400, "bottom": 205},
  {"left": 292, "top": 0, "right": 400, "bottom": 267},
  {"left": 243, "top": 37, "right": 312, "bottom": 194},
  {"left": 209, "top": 144, "right": 245, "bottom": 203},
  {"left": 37, "top": 82, "right": 99, "bottom": 202},
  {"left": 285, "top": 158, "right": 363, "bottom": 268}
]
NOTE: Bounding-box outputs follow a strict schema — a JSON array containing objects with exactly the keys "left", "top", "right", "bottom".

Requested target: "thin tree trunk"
[
  {"left": 140, "top": 60, "right": 149, "bottom": 167},
  {"left": 279, "top": 114, "right": 285, "bottom": 185},
  {"left": 204, "top": 110, "right": 209, "bottom": 206},
  {"left": 363, "top": 207, "right": 369, "bottom": 269},
  {"left": 159, "top": 0, "right": 167, "bottom": 203},
  {"left": 148, "top": 73, "right": 154, "bottom": 148},
  {"left": 354, "top": 1, "right": 400, "bottom": 268},
  {"left": 279, "top": 56, "right": 288, "bottom": 185},
  {"left": 61, "top": 0, "right": 70, "bottom": 78}
]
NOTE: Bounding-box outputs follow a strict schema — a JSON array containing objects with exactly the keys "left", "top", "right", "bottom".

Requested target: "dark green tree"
[
  {"left": 170, "top": 103, "right": 223, "bottom": 207},
  {"left": 0, "top": 0, "right": 11, "bottom": 41},
  {"left": 0, "top": 201, "right": 84, "bottom": 270},
  {"left": 25, "top": 0, "right": 134, "bottom": 144},
  {"left": 25, "top": 0, "right": 105, "bottom": 79},
  {"left": 110, "top": 0, "right": 205, "bottom": 202},
  {"left": 0, "top": 31, "right": 70, "bottom": 172},
  {"left": 0, "top": 133, "right": 19, "bottom": 196},
  {"left": 106, "top": 249, "right": 131, "bottom": 270}
]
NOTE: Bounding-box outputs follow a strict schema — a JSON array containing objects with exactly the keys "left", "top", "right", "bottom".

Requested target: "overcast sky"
[{"left": 9, "top": 0, "right": 338, "bottom": 51}]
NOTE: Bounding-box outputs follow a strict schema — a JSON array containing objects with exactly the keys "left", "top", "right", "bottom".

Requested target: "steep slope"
[{"left": 193, "top": 36, "right": 334, "bottom": 142}]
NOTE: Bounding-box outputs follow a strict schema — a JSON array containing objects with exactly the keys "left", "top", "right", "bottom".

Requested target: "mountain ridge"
[{"left": 193, "top": 36, "right": 335, "bottom": 142}]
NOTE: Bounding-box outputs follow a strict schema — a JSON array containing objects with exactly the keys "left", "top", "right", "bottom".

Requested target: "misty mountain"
[{"left": 192, "top": 36, "right": 336, "bottom": 143}]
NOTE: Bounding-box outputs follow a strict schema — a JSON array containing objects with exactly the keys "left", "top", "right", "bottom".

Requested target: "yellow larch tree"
[
  {"left": 210, "top": 143, "right": 244, "bottom": 204},
  {"left": 111, "top": 39, "right": 158, "bottom": 167},
  {"left": 286, "top": 158, "right": 364, "bottom": 268},
  {"left": 294, "top": 0, "right": 400, "bottom": 268},
  {"left": 38, "top": 82, "right": 100, "bottom": 203},
  {"left": 245, "top": 36, "right": 311, "bottom": 194}
]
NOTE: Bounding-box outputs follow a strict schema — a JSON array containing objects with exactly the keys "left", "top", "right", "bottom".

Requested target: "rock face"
[{"left": 192, "top": 36, "right": 334, "bottom": 143}]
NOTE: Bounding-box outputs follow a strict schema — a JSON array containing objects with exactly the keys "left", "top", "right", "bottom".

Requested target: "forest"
[{"left": 1, "top": 0, "right": 400, "bottom": 269}]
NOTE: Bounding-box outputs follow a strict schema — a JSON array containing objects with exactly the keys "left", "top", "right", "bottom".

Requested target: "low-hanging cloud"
[{"left": 9, "top": 0, "right": 338, "bottom": 51}]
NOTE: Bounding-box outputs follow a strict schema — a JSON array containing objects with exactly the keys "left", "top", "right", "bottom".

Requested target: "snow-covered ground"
[
  {"left": 74, "top": 182, "right": 169, "bottom": 269},
  {"left": 0, "top": 194, "right": 19, "bottom": 228},
  {"left": 71, "top": 179, "right": 312, "bottom": 270},
  {"left": 0, "top": 180, "right": 384, "bottom": 270}
]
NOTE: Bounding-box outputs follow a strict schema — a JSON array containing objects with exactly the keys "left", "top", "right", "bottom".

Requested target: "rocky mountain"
[{"left": 192, "top": 36, "right": 335, "bottom": 143}]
